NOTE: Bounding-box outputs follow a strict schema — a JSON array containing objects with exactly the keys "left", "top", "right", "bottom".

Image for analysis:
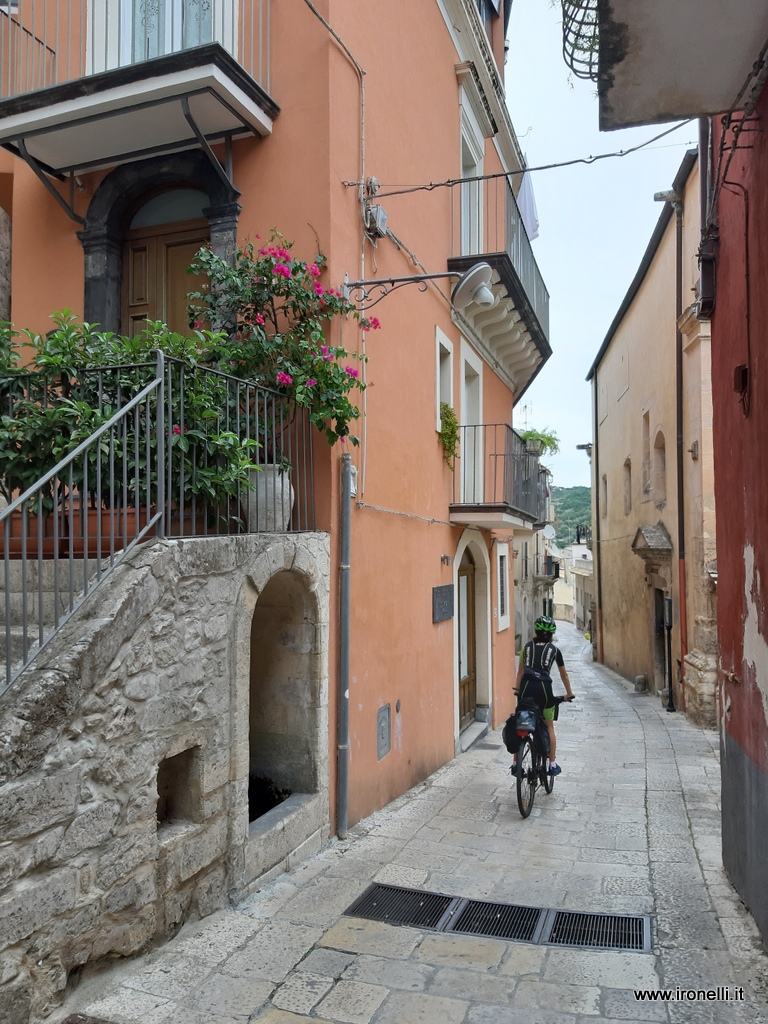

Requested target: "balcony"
[
  {"left": 449, "top": 174, "right": 551, "bottom": 399},
  {"left": 0, "top": 0, "right": 276, "bottom": 177},
  {"left": 450, "top": 424, "right": 548, "bottom": 531},
  {"left": 533, "top": 554, "right": 560, "bottom": 582},
  {"left": 569, "top": 0, "right": 768, "bottom": 129}
]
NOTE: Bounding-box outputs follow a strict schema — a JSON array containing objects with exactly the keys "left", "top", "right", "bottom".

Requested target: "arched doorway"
[
  {"left": 458, "top": 548, "right": 478, "bottom": 729},
  {"left": 248, "top": 569, "right": 320, "bottom": 822},
  {"left": 122, "top": 187, "right": 209, "bottom": 335},
  {"left": 80, "top": 150, "right": 240, "bottom": 332}
]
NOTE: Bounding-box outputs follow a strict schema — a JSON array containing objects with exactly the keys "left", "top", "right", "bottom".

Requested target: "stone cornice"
[{"left": 438, "top": 0, "right": 525, "bottom": 174}]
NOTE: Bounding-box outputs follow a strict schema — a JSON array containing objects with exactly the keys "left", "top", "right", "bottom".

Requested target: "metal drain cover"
[
  {"left": 543, "top": 909, "right": 651, "bottom": 951},
  {"left": 344, "top": 884, "right": 651, "bottom": 952},
  {"left": 344, "top": 883, "right": 456, "bottom": 929},
  {"left": 447, "top": 898, "right": 545, "bottom": 942}
]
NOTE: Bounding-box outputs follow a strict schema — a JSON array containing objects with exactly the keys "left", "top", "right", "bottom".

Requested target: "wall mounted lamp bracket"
[{"left": 343, "top": 262, "right": 495, "bottom": 311}]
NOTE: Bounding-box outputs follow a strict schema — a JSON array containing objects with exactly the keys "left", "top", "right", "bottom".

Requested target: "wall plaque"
[{"left": 432, "top": 584, "right": 454, "bottom": 623}]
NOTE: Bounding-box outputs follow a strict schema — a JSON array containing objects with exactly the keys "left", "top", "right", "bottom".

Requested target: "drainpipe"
[
  {"left": 674, "top": 195, "right": 688, "bottom": 710},
  {"left": 592, "top": 371, "right": 604, "bottom": 663},
  {"left": 337, "top": 453, "right": 352, "bottom": 839}
]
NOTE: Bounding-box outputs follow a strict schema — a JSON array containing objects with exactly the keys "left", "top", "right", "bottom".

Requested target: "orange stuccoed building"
[{"left": 0, "top": 3, "right": 551, "bottom": 1014}]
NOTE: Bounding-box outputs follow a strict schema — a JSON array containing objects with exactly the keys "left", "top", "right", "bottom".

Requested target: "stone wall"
[
  {"left": 0, "top": 533, "right": 331, "bottom": 1023},
  {"left": 0, "top": 207, "right": 9, "bottom": 322}
]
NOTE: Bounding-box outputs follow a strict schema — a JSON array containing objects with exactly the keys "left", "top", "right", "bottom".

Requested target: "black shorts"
[{"left": 518, "top": 673, "right": 556, "bottom": 721}]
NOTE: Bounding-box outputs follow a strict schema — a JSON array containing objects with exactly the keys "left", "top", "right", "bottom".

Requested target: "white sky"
[{"left": 505, "top": 0, "right": 694, "bottom": 487}]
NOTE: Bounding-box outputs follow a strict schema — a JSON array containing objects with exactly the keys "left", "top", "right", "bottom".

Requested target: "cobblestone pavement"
[{"left": 51, "top": 622, "right": 768, "bottom": 1024}]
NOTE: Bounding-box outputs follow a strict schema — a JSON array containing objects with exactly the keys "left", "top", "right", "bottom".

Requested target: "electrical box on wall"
[{"left": 365, "top": 204, "right": 388, "bottom": 238}]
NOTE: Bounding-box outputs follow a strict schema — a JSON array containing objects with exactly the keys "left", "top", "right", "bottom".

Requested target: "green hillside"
[{"left": 551, "top": 485, "right": 591, "bottom": 547}]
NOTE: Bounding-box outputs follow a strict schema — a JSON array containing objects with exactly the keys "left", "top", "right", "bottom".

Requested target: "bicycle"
[{"left": 510, "top": 694, "right": 569, "bottom": 818}]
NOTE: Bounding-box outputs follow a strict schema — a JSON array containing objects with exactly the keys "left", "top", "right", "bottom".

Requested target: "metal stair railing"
[{"left": 1, "top": 353, "right": 166, "bottom": 695}]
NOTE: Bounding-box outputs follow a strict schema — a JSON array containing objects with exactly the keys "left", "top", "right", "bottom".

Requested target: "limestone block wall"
[{"left": 0, "top": 533, "right": 330, "bottom": 1023}]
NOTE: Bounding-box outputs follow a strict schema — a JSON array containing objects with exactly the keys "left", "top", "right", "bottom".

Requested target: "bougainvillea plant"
[{"left": 187, "top": 231, "right": 380, "bottom": 446}]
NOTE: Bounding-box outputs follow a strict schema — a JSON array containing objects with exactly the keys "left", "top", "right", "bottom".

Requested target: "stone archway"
[
  {"left": 248, "top": 570, "right": 321, "bottom": 819},
  {"left": 230, "top": 536, "right": 330, "bottom": 890},
  {"left": 79, "top": 150, "right": 240, "bottom": 331},
  {"left": 453, "top": 531, "right": 492, "bottom": 743}
]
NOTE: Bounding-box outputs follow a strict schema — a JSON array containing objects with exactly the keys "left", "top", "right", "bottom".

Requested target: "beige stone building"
[{"left": 586, "top": 151, "right": 717, "bottom": 725}]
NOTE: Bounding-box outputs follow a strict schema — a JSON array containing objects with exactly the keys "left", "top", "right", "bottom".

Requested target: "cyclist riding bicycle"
[{"left": 514, "top": 616, "right": 574, "bottom": 775}]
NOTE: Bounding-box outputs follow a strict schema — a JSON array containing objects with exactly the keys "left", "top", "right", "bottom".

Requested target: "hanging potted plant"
[{"left": 187, "top": 231, "right": 377, "bottom": 531}]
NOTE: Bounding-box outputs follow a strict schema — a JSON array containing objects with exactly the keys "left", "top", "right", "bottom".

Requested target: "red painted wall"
[{"left": 711, "top": 83, "right": 768, "bottom": 773}]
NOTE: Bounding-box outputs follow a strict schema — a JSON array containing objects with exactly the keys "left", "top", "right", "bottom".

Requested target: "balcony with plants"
[
  {"left": 448, "top": 173, "right": 551, "bottom": 400},
  {"left": 449, "top": 423, "right": 548, "bottom": 531},
  {"left": 0, "top": 232, "right": 372, "bottom": 692},
  {"left": 0, "top": 0, "right": 276, "bottom": 178}
]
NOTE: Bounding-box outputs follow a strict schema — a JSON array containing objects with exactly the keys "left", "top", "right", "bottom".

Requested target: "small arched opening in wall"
[
  {"left": 248, "top": 569, "right": 320, "bottom": 819},
  {"left": 231, "top": 540, "right": 330, "bottom": 891}
]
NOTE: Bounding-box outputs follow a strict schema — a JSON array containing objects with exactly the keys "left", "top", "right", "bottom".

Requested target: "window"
[
  {"left": 436, "top": 328, "right": 453, "bottom": 431},
  {"left": 653, "top": 431, "right": 667, "bottom": 506},
  {"left": 522, "top": 542, "right": 529, "bottom": 578},
  {"left": 623, "top": 458, "right": 632, "bottom": 515},
  {"left": 642, "top": 412, "right": 651, "bottom": 498},
  {"left": 497, "top": 543, "right": 510, "bottom": 631},
  {"left": 460, "top": 113, "right": 484, "bottom": 256}
]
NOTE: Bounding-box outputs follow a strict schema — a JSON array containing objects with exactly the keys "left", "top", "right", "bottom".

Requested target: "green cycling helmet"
[{"left": 534, "top": 616, "right": 556, "bottom": 634}]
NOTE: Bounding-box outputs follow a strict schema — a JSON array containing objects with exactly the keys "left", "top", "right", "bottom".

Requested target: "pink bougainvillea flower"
[
  {"left": 321, "top": 346, "right": 333, "bottom": 361},
  {"left": 192, "top": 319, "right": 202, "bottom": 330},
  {"left": 276, "top": 371, "right": 293, "bottom": 386},
  {"left": 308, "top": 263, "right": 321, "bottom": 277},
  {"left": 345, "top": 366, "right": 359, "bottom": 378},
  {"left": 314, "top": 283, "right": 324, "bottom": 296},
  {"left": 368, "top": 316, "right": 381, "bottom": 330},
  {"left": 306, "top": 378, "right": 317, "bottom": 386},
  {"left": 255, "top": 313, "right": 265, "bottom": 325},
  {"left": 172, "top": 425, "right": 181, "bottom": 435}
]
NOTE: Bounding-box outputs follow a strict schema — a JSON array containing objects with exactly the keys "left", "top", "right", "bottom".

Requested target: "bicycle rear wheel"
[{"left": 516, "top": 736, "right": 536, "bottom": 817}]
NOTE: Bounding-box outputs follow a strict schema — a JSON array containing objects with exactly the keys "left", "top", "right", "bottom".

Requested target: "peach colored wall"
[{"left": 3, "top": 0, "right": 523, "bottom": 826}]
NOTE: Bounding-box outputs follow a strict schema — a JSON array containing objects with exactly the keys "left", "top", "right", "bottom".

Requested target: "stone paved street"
[{"left": 50, "top": 622, "right": 768, "bottom": 1024}]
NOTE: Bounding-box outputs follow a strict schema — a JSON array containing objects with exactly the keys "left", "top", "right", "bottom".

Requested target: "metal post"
[
  {"left": 665, "top": 596, "right": 675, "bottom": 712},
  {"left": 337, "top": 453, "right": 352, "bottom": 838}
]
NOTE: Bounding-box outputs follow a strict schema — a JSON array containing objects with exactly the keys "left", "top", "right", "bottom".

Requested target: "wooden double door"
[{"left": 122, "top": 217, "right": 209, "bottom": 336}]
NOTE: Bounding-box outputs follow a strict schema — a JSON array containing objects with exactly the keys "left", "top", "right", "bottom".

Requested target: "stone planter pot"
[{"left": 244, "top": 465, "right": 294, "bottom": 532}]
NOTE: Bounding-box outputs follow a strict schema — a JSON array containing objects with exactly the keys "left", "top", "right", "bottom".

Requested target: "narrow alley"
[{"left": 50, "top": 622, "right": 768, "bottom": 1024}]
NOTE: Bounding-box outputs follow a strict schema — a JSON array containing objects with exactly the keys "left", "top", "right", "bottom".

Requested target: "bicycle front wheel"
[
  {"left": 543, "top": 753, "right": 554, "bottom": 794},
  {"left": 516, "top": 736, "right": 536, "bottom": 818}
]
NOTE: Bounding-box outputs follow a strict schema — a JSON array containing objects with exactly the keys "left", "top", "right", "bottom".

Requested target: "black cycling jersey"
[{"left": 520, "top": 640, "right": 564, "bottom": 682}]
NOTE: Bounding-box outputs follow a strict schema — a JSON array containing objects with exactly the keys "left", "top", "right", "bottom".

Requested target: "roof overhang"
[
  {"left": 597, "top": 0, "right": 768, "bottom": 129},
  {"left": 448, "top": 253, "right": 551, "bottom": 400},
  {"left": 0, "top": 44, "right": 278, "bottom": 176}
]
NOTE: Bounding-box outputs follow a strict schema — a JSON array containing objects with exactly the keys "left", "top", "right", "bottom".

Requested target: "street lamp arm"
[{"left": 343, "top": 262, "right": 495, "bottom": 311}]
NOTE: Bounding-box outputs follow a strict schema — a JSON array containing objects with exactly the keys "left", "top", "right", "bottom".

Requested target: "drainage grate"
[
  {"left": 447, "top": 898, "right": 544, "bottom": 942},
  {"left": 343, "top": 885, "right": 651, "bottom": 952},
  {"left": 543, "top": 910, "right": 651, "bottom": 952},
  {"left": 344, "top": 883, "right": 455, "bottom": 929}
]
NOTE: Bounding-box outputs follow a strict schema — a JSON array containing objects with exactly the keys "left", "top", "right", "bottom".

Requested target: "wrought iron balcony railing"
[
  {"left": 451, "top": 173, "right": 550, "bottom": 341},
  {"left": 451, "top": 423, "right": 548, "bottom": 523},
  {"left": 0, "top": 0, "right": 270, "bottom": 101},
  {"left": 0, "top": 353, "right": 313, "bottom": 693}
]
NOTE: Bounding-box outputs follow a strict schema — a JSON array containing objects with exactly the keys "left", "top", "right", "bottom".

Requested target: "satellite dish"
[
  {"left": 451, "top": 263, "right": 495, "bottom": 310},
  {"left": 543, "top": 524, "right": 556, "bottom": 540}
]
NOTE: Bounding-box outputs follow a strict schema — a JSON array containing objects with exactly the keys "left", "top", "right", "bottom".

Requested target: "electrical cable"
[{"left": 342, "top": 120, "right": 693, "bottom": 199}]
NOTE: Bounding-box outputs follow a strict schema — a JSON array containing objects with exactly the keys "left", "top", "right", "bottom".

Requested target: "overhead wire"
[{"left": 343, "top": 120, "right": 693, "bottom": 199}]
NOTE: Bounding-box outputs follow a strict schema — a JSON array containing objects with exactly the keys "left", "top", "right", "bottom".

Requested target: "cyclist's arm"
[{"left": 557, "top": 663, "right": 574, "bottom": 699}]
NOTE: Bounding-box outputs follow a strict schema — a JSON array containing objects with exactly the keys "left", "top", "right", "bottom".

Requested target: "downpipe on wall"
[{"left": 337, "top": 453, "right": 352, "bottom": 839}]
